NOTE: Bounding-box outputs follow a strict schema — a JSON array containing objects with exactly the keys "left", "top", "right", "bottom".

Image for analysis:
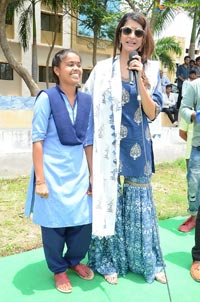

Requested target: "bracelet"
[{"left": 35, "top": 181, "right": 46, "bottom": 185}]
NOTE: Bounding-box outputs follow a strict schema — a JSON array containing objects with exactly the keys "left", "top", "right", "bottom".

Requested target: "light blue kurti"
[{"left": 25, "top": 91, "right": 93, "bottom": 227}]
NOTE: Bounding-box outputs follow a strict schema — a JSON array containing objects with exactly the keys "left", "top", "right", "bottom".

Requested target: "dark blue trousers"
[
  {"left": 192, "top": 206, "right": 200, "bottom": 261},
  {"left": 41, "top": 223, "right": 92, "bottom": 274}
]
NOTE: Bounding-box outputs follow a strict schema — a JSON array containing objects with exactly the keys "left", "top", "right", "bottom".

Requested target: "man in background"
[
  {"left": 176, "top": 55, "right": 191, "bottom": 109},
  {"left": 160, "top": 70, "right": 170, "bottom": 93},
  {"left": 162, "top": 84, "right": 178, "bottom": 126},
  {"left": 180, "top": 78, "right": 200, "bottom": 281}
]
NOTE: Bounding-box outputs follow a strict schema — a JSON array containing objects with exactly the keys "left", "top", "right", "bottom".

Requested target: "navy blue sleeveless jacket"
[{"left": 36, "top": 85, "right": 92, "bottom": 146}]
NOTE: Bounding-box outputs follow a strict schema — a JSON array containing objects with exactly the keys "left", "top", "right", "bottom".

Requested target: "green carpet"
[{"left": 0, "top": 217, "right": 199, "bottom": 302}]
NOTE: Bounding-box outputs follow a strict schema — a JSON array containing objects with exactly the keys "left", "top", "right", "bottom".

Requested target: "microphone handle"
[
  {"left": 129, "top": 69, "right": 135, "bottom": 85},
  {"left": 134, "top": 70, "right": 141, "bottom": 102},
  {"left": 128, "top": 55, "right": 141, "bottom": 101},
  {"left": 129, "top": 67, "right": 141, "bottom": 102}
]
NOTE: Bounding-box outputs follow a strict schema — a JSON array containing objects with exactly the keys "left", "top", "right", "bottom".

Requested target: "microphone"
[
  {"left": 128, "top": 50, "right": 138, "bottom": 85},
  {"left": 128, "top": 50, "right": 141, "bottom": 101}
]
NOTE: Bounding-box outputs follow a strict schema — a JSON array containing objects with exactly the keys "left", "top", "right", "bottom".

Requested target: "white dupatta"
[{"left": 83, "top": 56, "right": 160, "bottom": 237}]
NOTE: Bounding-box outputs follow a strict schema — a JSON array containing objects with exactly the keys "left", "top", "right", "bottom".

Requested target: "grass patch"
[
  {"left": 0, "top": 158, "right": 188, "bottom": 257},
  {"left": 152, "top": 158, "right": 187, "bottom": 219},
  {"left": 0, "top": 176, "right": 41, "bottom": 257}
]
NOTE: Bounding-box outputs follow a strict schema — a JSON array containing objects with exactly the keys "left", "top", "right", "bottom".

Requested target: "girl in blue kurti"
[
  {"left": 83, "top": 12, "right": 166, "bottom": 285},
  {"left": 25, "top": 49, "right": 94, "bottom": 293}
]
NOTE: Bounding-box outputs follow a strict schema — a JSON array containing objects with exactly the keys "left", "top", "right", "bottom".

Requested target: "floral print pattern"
[{"left": 88, "top": 176, "right": 165, "bottom": 283}]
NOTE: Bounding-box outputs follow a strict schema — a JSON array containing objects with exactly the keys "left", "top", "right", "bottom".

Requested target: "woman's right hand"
[{"left": 35, "top": 183, "right": 49, "bottom": 198}]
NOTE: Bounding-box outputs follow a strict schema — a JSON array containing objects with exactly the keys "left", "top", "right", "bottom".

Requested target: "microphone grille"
[{"left": 129, "top": 50, "right": 138, "bottom": 60}]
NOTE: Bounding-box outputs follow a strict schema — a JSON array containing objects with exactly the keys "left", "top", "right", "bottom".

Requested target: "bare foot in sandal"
[
  {"left": 104, "top": 273, "right": 118, "bottom": 284},
  {"left": 54, "top": 272, "right": 72, "bottom": 293},
  {"left": 155, "top": 271, "right": 167, "bottom": 284},
  {"left": 70, "top": 263, "right": 94, "bottom": 280}
]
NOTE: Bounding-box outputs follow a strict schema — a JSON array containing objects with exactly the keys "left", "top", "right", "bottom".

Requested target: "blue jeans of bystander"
[{"left": 187, "top": 147, "right": 200, "bottom": 215}]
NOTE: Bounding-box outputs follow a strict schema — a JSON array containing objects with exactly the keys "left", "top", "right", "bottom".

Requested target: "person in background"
[
  {"left": 194, "top": 56, "right": 200, "bottom": 78},
  {"left": 160, "top": 70, "right": 171, "bottom": 93},
  {"left": 179, "top": 78, "right": 200, "bottom": 281},
  {"left": 25, "top": 49, "right": 94, "bottom": 293},
  {"left": 190, "top": 59, "right": 196, "bottom": 71},
  {"left": 83, "top": 11, "right": 166, "bottom": 285},
  {"left": 182, "top": 70, "right": 197, "bottom": 95},
  {"left": 176, "top": 55, "right": 191, "bottom": 109},
  {"left": 179, "top": 119, "right": 193, "bottom": 169},
  {"left": 178, "top": 70, "right": 197, "bottom": 232},
  {"left": 162, "top": 84, "right": 178, "bottom": 126},
  {"left": 178, "top": 119, "right": 194, "bottom": 232}
]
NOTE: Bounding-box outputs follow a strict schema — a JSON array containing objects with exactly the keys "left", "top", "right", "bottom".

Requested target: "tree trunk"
[
  {"left": 188, "top": 10, "right": 197, "bottom": 60},
  {"left": 93, "top": 35, "right": 97, "bottom": 67},
  {"left": 0, "top": 0, "right": 39, "bottom": 96},
  {"left": 32, "top": 1, "right": 38, "bottom": 83},
  {"left": 149, "top": 1, "right": 157, "bottom": 33}
]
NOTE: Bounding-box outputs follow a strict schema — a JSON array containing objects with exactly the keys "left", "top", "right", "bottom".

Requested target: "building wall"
[
  {"left": 0, "top": 2, "right": 71, "bottom": 96},
  {"left": 0, "top": 1, "right": 113, "bottom": 97},
  {"left": 0, "top": 96, "right": 34, "bottom": 178},
  {"left": 0, "top": 43, "right": 22, "bottom": 96}
]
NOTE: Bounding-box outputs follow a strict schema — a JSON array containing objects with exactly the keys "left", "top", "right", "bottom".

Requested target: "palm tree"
[
  {"left": 15, "top": 0, "right": 39, "bottom": 83},
  {"left": 186, "top": 4, "right": 200, "bottom": 59},
  {"left": 1, "top": 0, "right": 86, "bottom": 94},
  {"left": 155, "top": 0, "right": 200, "bottom": 59},
  {"left": 153, "top": 36, "right": 182, "bottom": 72},
  {"left": 0, "top": 0, "right": 39, "bottom": 96},
  {"left": 5, "top": 0, "right": 39, "bottom": 82},
  {"left": 150, "top": 3, "right": 178, "bottom": 34}
]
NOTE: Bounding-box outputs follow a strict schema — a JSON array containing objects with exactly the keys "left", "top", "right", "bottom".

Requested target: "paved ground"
[
  {"left": 0, "top": 126, "right": 186, "bottom": 179},
  {"left": 152, "top": 126, "right": 186, "bottom": 163},
  {"left": 0, "top": 151, "right": 32, "bottom": 179}
]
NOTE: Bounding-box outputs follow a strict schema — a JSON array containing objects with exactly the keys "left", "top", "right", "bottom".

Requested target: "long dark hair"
[
  {"left": 113, "top": 12, "right": 154, "bottom": 63},
  {"left": 52, "top": 49, "right": 81, "bottom": 84}
]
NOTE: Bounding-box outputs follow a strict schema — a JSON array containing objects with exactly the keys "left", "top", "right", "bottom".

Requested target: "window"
[
  {"left": 0, "top": 63, "right": 13, "bottom": 80},
  {"left": 6, "top": 6, "right": 14, "bottom": 25},
  {"left": 39, "top": 66, "right": 55, "bottom": 83},
  {"left": 41, "top": 12, "right": 62, "bottom": 32}
]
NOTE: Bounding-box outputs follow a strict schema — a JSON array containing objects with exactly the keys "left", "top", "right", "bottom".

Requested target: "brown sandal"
[
  {"left": 54, "top": 272, "right": 72, "bottom": 293},
  {"left": 70, "top": 263, "right": 94, "bottom": 280}
]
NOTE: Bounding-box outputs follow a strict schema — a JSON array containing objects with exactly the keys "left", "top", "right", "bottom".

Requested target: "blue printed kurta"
[
  {"left": 25, "top": 91, "right": 93, "bottom": 227},
  {"left": 119, "top": 81, "right": 154, "bottom": 177},
  {"left": 83, "top": 56, "right": 165, "bottom": 283}
]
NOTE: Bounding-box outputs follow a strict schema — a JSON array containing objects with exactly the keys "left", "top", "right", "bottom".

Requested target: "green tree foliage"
[
  {"left": 78, "top": 0, "right": 121, "bottom": 65},
  {"left": 164, "top": 0, "right": 200, "bottom": 57},
  {"left": 153, "top": 36, "right": 182, "bottom": 71}
]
